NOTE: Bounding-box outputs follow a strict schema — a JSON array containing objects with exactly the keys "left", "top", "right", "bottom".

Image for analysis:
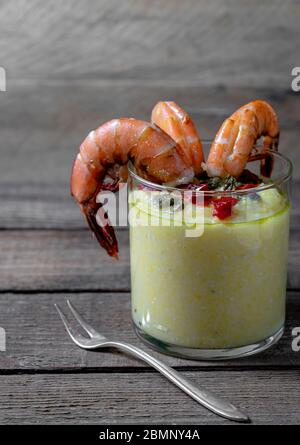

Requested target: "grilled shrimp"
[
  {"left": 71, "top": 118, "right": 194, "bottom": 258},
  {"left": 204, "top": 100, "right": 279, "bottom": 177},
  {"left": 151, "top": 101, "right": 204, "bottom": 175}
]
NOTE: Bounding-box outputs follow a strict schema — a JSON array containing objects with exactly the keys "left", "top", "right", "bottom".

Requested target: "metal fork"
[{"left": 55, "top": 300, "right": 249, "bottom": 423}]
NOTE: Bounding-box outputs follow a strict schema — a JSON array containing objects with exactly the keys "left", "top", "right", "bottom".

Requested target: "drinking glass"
[{"left": 128, "top": 147, "right": 292, "bottom": 360}]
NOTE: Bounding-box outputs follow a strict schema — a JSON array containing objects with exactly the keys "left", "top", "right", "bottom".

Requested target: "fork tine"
[
  {"left": 67, "top": 299, "right": 100, "bottom": 339},
  {"left": 55, "top": 303, "right": 90, "bottom": 347}
]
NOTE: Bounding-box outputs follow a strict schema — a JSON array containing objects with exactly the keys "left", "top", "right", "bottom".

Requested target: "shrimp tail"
[
  {"left": 71, "top": 117, "right": 194, "bottom": 258},
  {"left": 82, "top": 202, "right": 119, "bottom": 259},
  {"left": 260, "top": 134, "right": 279, "bottom": 178},
  {"left": 207, "top": 100, "right": 280, "bottom": 178},
  {"left": 249, "top": 133, "right": 279, "bottom": 177}
]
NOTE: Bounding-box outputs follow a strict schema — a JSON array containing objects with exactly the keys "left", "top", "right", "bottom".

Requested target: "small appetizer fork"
[{"left": 55, "top": 300, "right": 249, "bottom": 423}]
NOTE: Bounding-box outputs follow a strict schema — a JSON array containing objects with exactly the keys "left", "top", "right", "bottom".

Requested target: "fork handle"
[{"left": 106, "top": 341, "right": 249, "bottom": 422}]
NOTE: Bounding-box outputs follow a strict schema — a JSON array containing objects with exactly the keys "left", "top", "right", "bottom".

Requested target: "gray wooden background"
[
  {"left": 0, "top": 0, "right": 299, "bottom": 229},
  {"left": 0, "top": 0, "right": 299, "bottom": 424},
  {"left": 1, "top": 0, "right": 299, "bottom": 87}
]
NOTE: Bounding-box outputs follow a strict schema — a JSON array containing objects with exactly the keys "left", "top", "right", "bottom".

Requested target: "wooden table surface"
[{"left": 0, "top": 0, "right": 300, "bottom": 425}]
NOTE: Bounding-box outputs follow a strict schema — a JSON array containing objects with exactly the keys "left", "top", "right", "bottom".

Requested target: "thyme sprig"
[{"left": 207, "top": 175, "right": 242, "bottom": 191}]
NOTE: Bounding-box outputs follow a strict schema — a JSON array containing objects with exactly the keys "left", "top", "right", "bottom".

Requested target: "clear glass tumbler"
[{"left": 128, "top": 149, "right": 292, "bottom": 360}]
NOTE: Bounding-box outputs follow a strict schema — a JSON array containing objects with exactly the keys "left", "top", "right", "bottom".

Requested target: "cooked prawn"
[
  {"left": 71, "top": 118, "right": 194, "bottom": 258},
  {"left": 204, "top": 100, "right": 279, "bottom": 177},
  {"left": 151, "top": 101, "right": 204, "bottom": 175}
]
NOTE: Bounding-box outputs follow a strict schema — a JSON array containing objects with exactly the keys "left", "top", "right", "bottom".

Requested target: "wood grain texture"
[
  {"left": 0, "top": 370, "right": 299, "bottom": 424},
  {"left": 0, "top": 230, "right": 130, "bottom": 292},
  {"left": 1, "top": 181, "right": 298, "bottom": 230},
  {"left": 1, "top": 83, "right": 298, "bottom": 185},
  {"left": 0, "top": 0, "right": 299, "bottom": 88},
  {"left": 0, "top": 1, "right": 298, "bottom": 425},
  {"left": 0, "top": 229, "right": 299, "bottom": 292},
  {"left": 0, "top": 291, "right": 299, "bottom": 371}
]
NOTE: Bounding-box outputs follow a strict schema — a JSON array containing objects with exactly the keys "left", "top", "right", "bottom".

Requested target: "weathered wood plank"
[
  {"left": 0, "top": 229, "right": 298, "bottom": 292},
  {"left": 0, "top": 224, "right": 293, "bottom": 291},
  {"left": 0, "top": 291, "right": 298, "bottom": 371},
  {"left": 2, "top": 84, "right": 298, "bottom": 134},
  {"left": 0, "top": 0, "right": 299, "bottom": 88},
  {"left": 0, "top": 370, "right": 299, "bottom": 424},
  {"left": 1, "top": 84, "right": 298, "bottom": 179},
  {"left": 0, "top": 84, "right": 298, "bottom": 229},
  {"left": 1, "top": 180, "right": 299, "bottom": 230},
  {"left": 0, "top": 230, "right": 130, "bottom": 292}
]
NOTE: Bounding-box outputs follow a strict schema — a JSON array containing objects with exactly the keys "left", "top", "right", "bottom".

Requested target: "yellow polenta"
[{"left": 129, "top": 188, "right": 289, "bottom": 348}]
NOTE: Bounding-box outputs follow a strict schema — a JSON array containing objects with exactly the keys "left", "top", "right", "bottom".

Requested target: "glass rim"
[{"left": 128, "top": 150, "right": 293, "bottom": 196}]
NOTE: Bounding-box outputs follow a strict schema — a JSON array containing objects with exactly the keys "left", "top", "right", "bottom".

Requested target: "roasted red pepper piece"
[
  {"left": 186, "top": 183, "right": 211, "bottom": 206},
  {"left": 212, "top": 197, "right": 239, "bottom": 220}
]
